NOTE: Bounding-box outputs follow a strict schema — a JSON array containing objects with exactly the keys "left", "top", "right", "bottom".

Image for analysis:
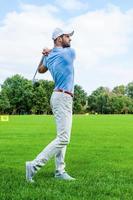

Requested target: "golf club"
[{"left": 32, "top": 55, "right": 45, "bottom": 86}]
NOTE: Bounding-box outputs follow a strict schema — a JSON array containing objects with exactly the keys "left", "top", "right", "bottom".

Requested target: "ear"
[{"left": 58, "top": 36, "right": 63, "bottom": 43}]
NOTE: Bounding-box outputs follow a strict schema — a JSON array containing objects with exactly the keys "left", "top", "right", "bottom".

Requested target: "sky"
[{"left": 0, "top": 0, "right": 133, "bottom": 94}]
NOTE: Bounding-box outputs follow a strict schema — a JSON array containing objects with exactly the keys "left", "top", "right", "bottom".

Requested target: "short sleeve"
[
  {"left": 70, "top": 48, "right": 76, "bottom": 59},
  {"left": 63, "top": 48, "right": 76, "bottom": 61}
]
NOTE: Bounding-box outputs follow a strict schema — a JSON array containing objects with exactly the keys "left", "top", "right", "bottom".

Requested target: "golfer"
[{"left": 26, "top": 27, "right": 76, "bottom": 182}]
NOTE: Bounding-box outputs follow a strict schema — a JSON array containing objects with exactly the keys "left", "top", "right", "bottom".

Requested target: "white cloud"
[
  {"left": 72, "top": 5, "right": 133, "bottom": 63},
  {"left": 71, "top": 5, "right": 133, "bottom": 93},
  {"left": 55, "top": 0, "right": 89, "bottom": 11},
  {"left": 0, "top": 3, "right": 133, "bottom": 94},
  {"left": 0, "top": 3, "right": 63, "bottom": 83}
]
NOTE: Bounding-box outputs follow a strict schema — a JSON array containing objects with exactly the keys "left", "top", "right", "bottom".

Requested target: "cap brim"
[
  {"left": 64, "top": 30, "right": 74, "bottom": 36},
  {"left": 69, "top": 30, "right": 74, "bottom": 36}
]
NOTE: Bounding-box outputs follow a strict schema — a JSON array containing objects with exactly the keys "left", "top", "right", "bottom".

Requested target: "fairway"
[{"left": 0, "top": 115, "right": 133, "bottom": 200}]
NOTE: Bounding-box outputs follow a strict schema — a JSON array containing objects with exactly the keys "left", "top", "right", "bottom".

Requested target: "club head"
[{"left": 32, "top": 79, "right": 40, "bottom": 87}]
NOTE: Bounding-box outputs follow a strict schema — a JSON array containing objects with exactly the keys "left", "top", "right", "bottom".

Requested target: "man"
[{"left": 26, "top": 27, "right": 76, "bottom": 182}]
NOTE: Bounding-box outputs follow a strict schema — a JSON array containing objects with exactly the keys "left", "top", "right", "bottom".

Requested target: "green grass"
[{"left": 0, "top": 114, "right": 133, "bottom": 200}]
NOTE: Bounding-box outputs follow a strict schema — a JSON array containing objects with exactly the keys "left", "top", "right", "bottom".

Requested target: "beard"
[{"left": 62, "top": 42, "right": 71, "bottom": 48}]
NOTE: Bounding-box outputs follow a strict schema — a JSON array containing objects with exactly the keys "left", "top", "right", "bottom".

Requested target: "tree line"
[{"left": 0, "top": 74, "right": 133, "bottom": 114}]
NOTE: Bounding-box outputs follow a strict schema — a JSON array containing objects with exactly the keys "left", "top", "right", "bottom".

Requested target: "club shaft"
[{"left": 33, "top": 55, "right": 45, "bottom": 80}]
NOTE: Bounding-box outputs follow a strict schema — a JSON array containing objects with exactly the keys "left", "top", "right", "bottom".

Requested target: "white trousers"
[{"left": 32, "top": 91, "right": 73, "bottom": 174}]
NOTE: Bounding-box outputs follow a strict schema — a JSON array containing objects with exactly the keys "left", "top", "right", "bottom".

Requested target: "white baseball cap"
[{"left": 52, "top": 27, "right": 74, "bottom": 40}]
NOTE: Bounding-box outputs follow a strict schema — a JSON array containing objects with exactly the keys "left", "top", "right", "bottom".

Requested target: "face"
[{"left": 61, "top": 34, "right": 71, "bottom": 48}]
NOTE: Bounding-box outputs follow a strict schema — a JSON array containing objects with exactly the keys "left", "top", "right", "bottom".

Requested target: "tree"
[
  {"left": 73, "top": 85, "right": 87, "bottom": 114},
  {"left": 1, "top": 73, "right": 133, "bottom": 115},
  {"left": 126, "top": 82, "right": 133, "bottom": 99},
  {"left": 1, "top": 74, "right": 33, "bottom": 114},
  {"left": 87, "top": 87, "right": 111, "bottom": 114},
  {"left": 110, "top": 94, "right": 133, "bottom": 114},
  {"left": 32, "top": 80, "right": 51, "bottom": 114},
  {"left": 39, "top": 80, "right": 54, "bottom": 114},
  {"left": 0, "top": 90, "right": 10, "bottom": 114},
  {"left": 112, "top": 85, "right": 125, "bottom": 95}
]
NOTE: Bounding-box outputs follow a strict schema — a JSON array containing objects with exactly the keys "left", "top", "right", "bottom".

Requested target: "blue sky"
[
  {"left": 1, "top": 0, "right": 133, "bottom": 20},
  {"left": 0, "top": 0, "right": 133, "bottom": 94}
]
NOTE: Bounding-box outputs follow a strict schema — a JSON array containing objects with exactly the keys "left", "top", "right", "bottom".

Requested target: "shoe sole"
[{"left": 55, "top": 176, "right": 75, "bottom": 181}]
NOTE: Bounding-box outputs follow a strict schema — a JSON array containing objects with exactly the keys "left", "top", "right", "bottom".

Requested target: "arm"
[
  {"left": 38, "top": 65, "right": 48, "bottom": 74},
  {"left": 38, "top": 48, "right": 52, "bottom": 74},
  {"left": 38, "top": 65, "right": 48, "bottom": 73},
  {"left": 38, "top": 56, "right": 48, "bottom": 74}
]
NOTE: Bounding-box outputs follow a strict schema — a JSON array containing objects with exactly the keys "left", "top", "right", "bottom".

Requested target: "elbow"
[
  {"left": 38, "top": 67, "right": 42, "bottom": 73},
  {"left": 38, "top": 65, "right": 48, "bottom": 73}
]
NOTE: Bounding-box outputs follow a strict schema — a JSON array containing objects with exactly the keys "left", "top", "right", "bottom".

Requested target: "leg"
[
  {"left": 55, "top": 146, "right": 67, "bottom": 175},
  {"left": 33, "top": 92, "right": 72, "bottom": 168},
  {"left": 26, "top": 92, "right": 73, "bottom": 182},
  {"left": 54, "top": 94, "right": 73, "bottom": 174}
]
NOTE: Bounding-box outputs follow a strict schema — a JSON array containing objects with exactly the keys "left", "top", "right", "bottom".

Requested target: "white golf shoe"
[
  {"left": 55, "top": 172, "right": 75, "bottom": 181},
  {"left": 26, "top": 161, "right": 35, "bottom": 183}
]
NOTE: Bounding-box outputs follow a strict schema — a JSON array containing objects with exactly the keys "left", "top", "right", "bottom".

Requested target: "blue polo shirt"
[{"left": 43, "top": 47, "right": 75, "bottom": 93}]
